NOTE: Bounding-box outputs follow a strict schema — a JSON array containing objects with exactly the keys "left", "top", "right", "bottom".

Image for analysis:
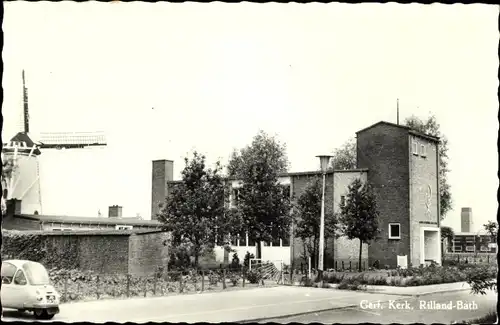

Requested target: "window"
[
  {"left": 115, "top": 225, "right": 133, "bottom": 230},
  {"left": 239, "top": 234, "right": 247, "bottom": 247},
  {"left": 272, "top": 237, "right": 281, "bottom": 247},
  {"left": 281, "top": 185, "right": 291, "bottom": 199},
  {"left": 23, "top": 261, "right": 50, "bottom": 285},
  {"left": 13, "top": 270, "right": 27, "bottom": 285},
  {"left": 1, "top": 262, "right": 17, "bottom": 284},
  {"left": 453, "top": 245, "right": 462, "bottom": 252},
  {"left": 480, "top": 246, "right": 489, "bottom": 252},
  {"left": 340, "top": 196, "right": 346, "bottom": 207},
  {"left": 465, "top": 246, "right": 475, "bottom": 252},
  {"left": 231, "top": 189, "right": 240, "bottom": 207},
  {"left": 388, "top": 223, "right": 401, "bottom": 239},
  {"left": 420, "top": 144, "right": 427, "bottom": 157},
  {"left": 412, "top": 141, "right": 418, "bottom": 155}
]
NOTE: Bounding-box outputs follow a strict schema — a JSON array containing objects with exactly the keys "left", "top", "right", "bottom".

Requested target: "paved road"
[
  {"left": 2, "top": 286, "right": 407, "bottom": 323},
  {"left": 2, "top": 286, "right": 493, "bottom": 323},
  {"left": 257, "top": 290, "right": 498, "bottom": 324}
]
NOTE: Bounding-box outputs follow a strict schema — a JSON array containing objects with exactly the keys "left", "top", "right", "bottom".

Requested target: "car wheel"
[{"left": 34, "top": 309, "right": 51, "bottom": 320}]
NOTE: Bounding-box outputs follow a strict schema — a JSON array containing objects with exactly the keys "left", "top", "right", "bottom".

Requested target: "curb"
[{"left": 236, "top": 286, "right": 472, "bottom": 323}]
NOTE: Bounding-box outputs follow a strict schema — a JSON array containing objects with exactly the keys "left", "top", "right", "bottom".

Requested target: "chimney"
[
  {"left": 461, "top": 207, "right": 473, "bottom": 232},
  {"left": 151, "top": 160, "right": 174, "bottom": 220},
  {"left": 108, "top": 205, "right": 123, "bottom": 218},
  {"left": 6, "top": 199, "right": 22, "bottom": 216}
]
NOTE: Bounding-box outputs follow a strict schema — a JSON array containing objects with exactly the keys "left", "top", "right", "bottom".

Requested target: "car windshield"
[{"left": 22, "top": 261, "right": 50, "bottom": 285}]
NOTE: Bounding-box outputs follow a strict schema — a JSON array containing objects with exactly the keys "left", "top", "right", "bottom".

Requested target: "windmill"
[{"left": 1, "top": 70, "right": 108, "bottom": 214}]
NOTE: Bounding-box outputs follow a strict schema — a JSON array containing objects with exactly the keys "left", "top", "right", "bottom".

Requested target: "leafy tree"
[
  {"left": 338, "top": 178, "right": 380, "bottom": 271},
  {"left": 440, "top": 226, "right": 455, "bottom": 257},
  {"left": 329, "top": 138, "right": 356, "bottom": 170},
  {"left": 227, "top": 130, "right": 292, "bottom": 259},
  {"left": 158, "top": 151, "right": 236, "bottom": 267},
  {"left": 483, "top": 220, "right": 498, "bottom": 241},
  {"left": 292, "top": 177, "right": 339, "bottom": 268},
  {"left": 404, "top": 114, "right": 452, "bottom": 219}
]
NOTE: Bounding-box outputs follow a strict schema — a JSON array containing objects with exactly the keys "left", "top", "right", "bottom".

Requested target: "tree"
[
  {"left": 329, "top": 138, "right": 356, "bottom": 170},
  {"left": 440, "top": 226, "right": 455, "bottom": 256},
  {"left": 227, "top": 130, "right": 292, "bottom": 259},
  {"left": 404, "top": 114, "right": 452, "bottom": 219},
  {"left": 292, "top": 177, "right": 339, "bottom": 268},
  {"left": 158, "top": 151, "right": 236, "bottom": 267},
  {"left": 338, "top": 178, "right": 380, "bottom": 271},
  {"left": 483, "top": 220, "right": 498, "bottom": 241}
]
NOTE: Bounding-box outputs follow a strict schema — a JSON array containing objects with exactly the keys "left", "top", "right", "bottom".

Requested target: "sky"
[{"left": 2, "top": 2, "right": 498, "bottom": 231}]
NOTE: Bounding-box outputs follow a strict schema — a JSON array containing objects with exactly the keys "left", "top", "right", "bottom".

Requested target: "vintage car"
[{"left": 1, "top": 260, "right": 60, "bottom": 319}]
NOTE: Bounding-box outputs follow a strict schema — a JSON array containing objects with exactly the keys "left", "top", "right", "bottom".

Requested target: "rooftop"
[
  {"left": 2, "top": 229, "right": 166, "bottom": 236},
  {"left": 356, "top": 121, "right": 440, "bottom": 143},
  {"left": 15, "top": 213, "right": 162, "bottom": 227},
  {"left": 168, "top": 168, "right": 369, "bottom": 184}
]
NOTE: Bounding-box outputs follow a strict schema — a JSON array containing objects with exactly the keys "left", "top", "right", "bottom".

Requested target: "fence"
[
  {"left": 49, "top": 266, "right": 278, "bottom": 303},
  {"left": 295, "top": 260, "right": 368, "bottom": 274},
  {"left": 443, "top": 253, "right": 497, "bottom": 265}
]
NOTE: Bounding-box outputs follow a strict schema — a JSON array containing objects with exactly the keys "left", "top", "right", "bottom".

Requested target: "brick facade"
[
  {"left": 151, "top": 160, "right": 174, "bottom": 220},
  {"left": 409, "top": 133, "right": 440, "bottom": 266},
  {"left": 2, "top": 230, "right": 170, "bottom": 275},
  {"left": 356, "top": 122, "right": 440, "bottom": 268}
]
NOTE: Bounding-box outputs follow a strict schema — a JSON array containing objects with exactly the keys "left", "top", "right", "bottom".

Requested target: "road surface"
[
  {"left": 257, "top": 290, "right": 498, "bottom": 324},
  {"left": 1, "top": 286, "right": 494, "bottom": 323}
]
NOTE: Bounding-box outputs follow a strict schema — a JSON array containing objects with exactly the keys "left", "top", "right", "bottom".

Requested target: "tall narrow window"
[
  {"left": 420, "top": 144, "right": 427, "bottom": 157},
  {"left": 412, "top": 141, "right": 418, "bottom": 155},
  {"left": 340, "top": 195, "right": 346, "bottom": 206}
]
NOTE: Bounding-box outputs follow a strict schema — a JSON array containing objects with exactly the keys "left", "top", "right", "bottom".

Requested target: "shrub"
[
  {"left": 246, "top": 270, "right": 261, "bottom": 284},
  {"left": 229, "top": 273, "right": 240, "bottom": 286},
  {"left": 372, "top": 260, "right": 380, "bottom": 269},
  {"left": 338, "top": 278, "right": 366, "bottom": 291},
  {"left": 243, "top": 252, "right": 255, "bottom": 270},
  {"left": 231, "top": 253, "right": 241, "bottom": 269}
]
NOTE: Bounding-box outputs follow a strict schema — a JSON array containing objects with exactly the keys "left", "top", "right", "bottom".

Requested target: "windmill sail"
[{"left": 22, "top": 70, "right": 30, "bottom": 133}]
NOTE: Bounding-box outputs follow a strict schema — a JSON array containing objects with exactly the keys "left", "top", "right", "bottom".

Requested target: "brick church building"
[{"left": 151, "top": 121, "right": 442, "bottom": 269}]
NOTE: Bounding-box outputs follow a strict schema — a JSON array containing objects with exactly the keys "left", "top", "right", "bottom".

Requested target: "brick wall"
[
  {"left": 409, "top": 134, "right": 440, "bottom": 266},
  {"left": 77, "top": 235, "right": 130, "bottom": 274},
  {"left": 289, "top": 172, "right": 368, "bottom": 269},
  {"left": 2, "top": 214, "right": 42, "bottom": 230},
  {"left": 128, "top": 231, "right": 170, "bottom": 276},
  {"left": 357, "top": 123, "right": 411, "bottom": 268}
]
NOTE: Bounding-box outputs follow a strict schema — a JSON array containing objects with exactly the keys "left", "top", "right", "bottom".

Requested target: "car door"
[
  {"left": 1, "top": 262, "right": 18, "bottom": 308},
  {"left": 10, "top": 268, "right": 30, "bottom": 308}
]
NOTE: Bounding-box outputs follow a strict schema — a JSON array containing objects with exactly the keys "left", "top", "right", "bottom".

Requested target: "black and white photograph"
[{"left": 1, "top": 2, "right": 498, "bottom": 324}]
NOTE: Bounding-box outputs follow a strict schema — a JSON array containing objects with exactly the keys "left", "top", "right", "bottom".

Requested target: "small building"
[
  {"left": 3, "top": 200, "right": 162, "bottom": 232},
  {"left": 446, "top": 208, "right": 496, "bottom": 253}
]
